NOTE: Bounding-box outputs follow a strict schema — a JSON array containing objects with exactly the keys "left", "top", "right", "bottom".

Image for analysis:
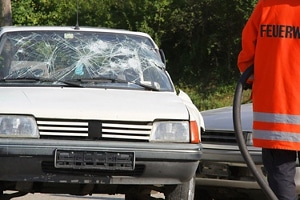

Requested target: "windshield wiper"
[
  {"left": 0, "top": 77, "right": 51, "bottom": 83},
  {"left": 74, "top": 77, "right": 128, "bottom": 83},
  {"left": 83, "top": 77, "right": 159, "bottom": 91},
  {"left": 60, "top": 77, "right": 127, "bottom": 88},
  {"left": 54, "top": 80, "right": 84, "bottom": 87},
  {"left": 0, "top": 77, "right": 83, "bottom": 87},
  {"left": 85, "top": 76, "right": 159, "bottom": 91},
  {"left": 131, "top": 81, "right": 160, "bottom": 91},
  {"left": 66, "top": 77, "right": 160, "bottom": 91}
]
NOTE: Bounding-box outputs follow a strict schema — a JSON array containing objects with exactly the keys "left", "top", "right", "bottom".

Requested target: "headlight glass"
[
  {"left": 0, "top": 115, "right": 39, "bottom": 138},
  {"left": 245, "top": 132, "right": 253, "bottom": 146},
  {"left": 150, "top": 121, "right": 189, "bottom": 142}
]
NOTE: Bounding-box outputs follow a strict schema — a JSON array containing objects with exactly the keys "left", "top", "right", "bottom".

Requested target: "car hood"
[
  {"left": 0, "top": 87, "right": 189, "bottom": 121},
  {"left": 200, "top": 103, "right": 253, "bottom": 131}
]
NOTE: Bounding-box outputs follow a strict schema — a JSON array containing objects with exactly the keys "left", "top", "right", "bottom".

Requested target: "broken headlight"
[{"left": 0, "top": 115, "right": 39, "bottom": 138}]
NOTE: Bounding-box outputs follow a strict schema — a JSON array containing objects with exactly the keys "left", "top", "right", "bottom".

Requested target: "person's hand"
[{"left": 243, "top": 74, "right": 253, "bottom": 90}]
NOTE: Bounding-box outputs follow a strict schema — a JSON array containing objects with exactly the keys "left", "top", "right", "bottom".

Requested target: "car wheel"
[{"left": 164, "top": 176, "right": 195, "bottom": 200}]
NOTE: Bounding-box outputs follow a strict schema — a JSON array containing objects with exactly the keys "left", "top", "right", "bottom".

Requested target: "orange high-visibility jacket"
[{"left": 238, "top": 0, "right": 300, "bottom": 150}]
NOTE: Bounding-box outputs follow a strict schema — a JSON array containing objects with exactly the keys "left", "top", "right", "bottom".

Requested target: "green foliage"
[
  {"left": 176, "top": 81, "right": 252, "bottom": 111},
  {"left": 176, "top": 81, "right": 235, "bottom": 111},
  {"left": 11, "top": 0, "right": 258, "bottom": 110},
  {"left": 162, "top": 0, "right": 258, "bottom": 85},
  {"left": 11, "top": 0, "right": 76, "bottom": 25}
]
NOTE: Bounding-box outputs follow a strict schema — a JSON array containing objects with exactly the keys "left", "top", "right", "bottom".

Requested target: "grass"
[{"left": 176, "top": 82, "right": 252, "bottom": 112}]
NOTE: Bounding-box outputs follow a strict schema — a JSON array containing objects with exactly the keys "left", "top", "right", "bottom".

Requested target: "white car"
[{"left": 0, "top": 26, "right": 204, "bottom": 200}]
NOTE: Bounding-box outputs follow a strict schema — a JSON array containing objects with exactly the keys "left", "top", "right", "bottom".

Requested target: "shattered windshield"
[{"left": 0, "top": 30, "right": 173, "bottom": 91}]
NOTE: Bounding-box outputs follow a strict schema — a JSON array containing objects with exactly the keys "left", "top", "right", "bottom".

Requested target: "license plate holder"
[{"left": 54, "top": 149, "right": 135, "bottom": 171}]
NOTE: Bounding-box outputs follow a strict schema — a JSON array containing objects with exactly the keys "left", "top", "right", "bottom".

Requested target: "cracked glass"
[{"left": 0, "top": 30, "right": 173, "bottom": 91}]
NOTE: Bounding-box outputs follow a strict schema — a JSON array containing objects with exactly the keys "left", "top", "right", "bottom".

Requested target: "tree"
[
  {"left": 10, "top": 0, "right": 258, "bottom": 86},
  {"left": 0, "top": 0, "right": 12, "bottom": 26}
]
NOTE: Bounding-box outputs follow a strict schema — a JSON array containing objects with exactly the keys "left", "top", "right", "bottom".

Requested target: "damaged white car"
[{"left": 0, "top": 26, "right": 204, "bottom": 200}]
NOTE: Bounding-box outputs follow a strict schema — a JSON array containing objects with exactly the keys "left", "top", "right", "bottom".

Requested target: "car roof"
[{"left": 0, "top": 26, "right": 158, "bottom": 49}]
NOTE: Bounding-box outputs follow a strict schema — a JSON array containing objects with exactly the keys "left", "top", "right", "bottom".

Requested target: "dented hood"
[{"left": 0, "top": 87, "right": 189, "bottom": 121}]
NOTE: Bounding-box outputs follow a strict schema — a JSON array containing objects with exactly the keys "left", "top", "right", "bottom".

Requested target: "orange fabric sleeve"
[{"left": 237, "top": 1, "right": 263, "bottom": 73}]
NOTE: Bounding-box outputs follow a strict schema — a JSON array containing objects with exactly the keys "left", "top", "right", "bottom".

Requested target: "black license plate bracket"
[{"left": 54, "top": 149, "right": 135, "bottom": 171}]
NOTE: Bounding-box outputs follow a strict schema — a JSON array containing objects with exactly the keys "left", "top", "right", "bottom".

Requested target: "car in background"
[
  {"left": 0, "top": 26, "right": 204, "bottom": 200},
  {"left": 196, "top": 103, "right": 300, "bottom": 200}
]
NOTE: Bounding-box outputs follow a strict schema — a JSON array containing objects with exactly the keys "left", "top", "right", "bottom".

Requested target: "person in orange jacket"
[{"left": 237, "top": 0, "right": 300, "bottom": 199}]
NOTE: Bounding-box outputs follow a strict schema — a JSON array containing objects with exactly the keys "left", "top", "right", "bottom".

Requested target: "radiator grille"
[
  {"left": 201, "top": 130, "right": 237, "bottom": 144},
  {"left": 37, "top": 119, "right": 152, "bottom": 141}
]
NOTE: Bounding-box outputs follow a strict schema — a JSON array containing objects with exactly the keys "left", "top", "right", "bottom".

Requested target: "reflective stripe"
[
  {"left": 253, "top": 129, "right": 300, "bottom": 142},
  {"left": 253, "top": 112, "right": 300, "bottom": 144},
  {"left": 253, "top": 112, "right": 300, "bottom": 125}
]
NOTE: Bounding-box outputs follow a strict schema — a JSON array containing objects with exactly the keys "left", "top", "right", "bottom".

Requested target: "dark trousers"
[{"left": 262, "top": 148, "right": 298, "bottom": 200}]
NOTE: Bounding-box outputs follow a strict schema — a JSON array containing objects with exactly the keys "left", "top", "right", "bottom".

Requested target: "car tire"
[{"left": 164, "top": 176, "right": 195, "bottom": 200}]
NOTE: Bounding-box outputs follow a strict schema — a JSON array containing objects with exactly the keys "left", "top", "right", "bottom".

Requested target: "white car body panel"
[{"left": 1, "top": 87, "right": 189, "bottom": 121}]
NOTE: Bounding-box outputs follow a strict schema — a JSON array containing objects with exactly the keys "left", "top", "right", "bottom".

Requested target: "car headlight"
[
  {"left": 150, "top": 121, "right": 190, "bottom": 142},
  {"left": 0, "top": 115, "right": 39, "bottom": 138},
  {"left": 245, "top": 131, "right": 253, "bottom": 146}
]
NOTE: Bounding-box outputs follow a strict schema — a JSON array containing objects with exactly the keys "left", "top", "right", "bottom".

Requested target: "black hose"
[{"left": 232, "top": 65, "right": 278, "bottom": 200}]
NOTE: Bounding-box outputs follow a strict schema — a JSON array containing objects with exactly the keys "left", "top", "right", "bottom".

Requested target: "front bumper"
[
  {"left": 201, "top": 143, "right": 262, "bottom": 163},
  {"left": 0, "top": 139, "right": 201, "bottom": 185},
  {"left": 196, "top": 143, "right": 300, "bottom": 199},
  {"left": 196, "top": 143, "right": 263, "bottom": 189}
]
